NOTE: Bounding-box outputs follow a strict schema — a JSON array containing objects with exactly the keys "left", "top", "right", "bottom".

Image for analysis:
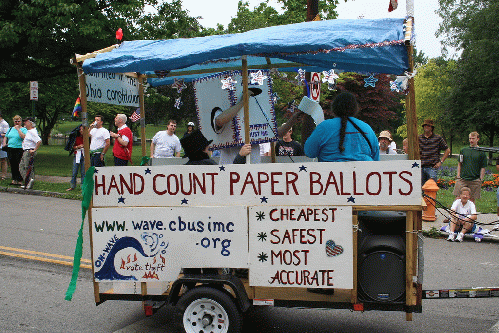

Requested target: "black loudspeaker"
[{"left": 357, "top": 211, "right": 406, "bottom": 303}]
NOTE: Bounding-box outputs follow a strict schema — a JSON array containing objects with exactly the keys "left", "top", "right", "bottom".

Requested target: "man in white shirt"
[
  {"left": 0, "top": 112, "right": 9, "bottom": 180},
  {"left": 151, "top": 119, "right": 181, "bottom": 158},
  {"left": 89, "top": 115, "right": 111, "bottom": 167},
  {"left": 19, "top": 117, "right": 41, "bottom": 189}
]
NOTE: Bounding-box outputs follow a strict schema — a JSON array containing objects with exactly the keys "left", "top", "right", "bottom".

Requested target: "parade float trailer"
[{"left": 71, "top": 17, "right": 425, "bottom": 332}]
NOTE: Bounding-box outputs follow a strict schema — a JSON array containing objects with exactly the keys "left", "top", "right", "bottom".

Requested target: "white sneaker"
[
  {"left": 447, "top": 233, "right": 456, "bottom": 241},
  {"left": 27, "top": 179, "right": 34, "bottom": 189},
  {"left": 456, "top": 233, "right": 464, "bottom": 242}
]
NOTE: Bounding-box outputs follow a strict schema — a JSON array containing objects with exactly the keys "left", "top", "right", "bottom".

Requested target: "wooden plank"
[
  {"left": 74, "top": 45, "right": 119, "bottom": 64},
  {"left": 405, "top": 211, "right": 415, "bottom": 320},
  {"left": 353, "top": 205, "right": 423, "bottom": 212},
  {"left": 252, "top": 286, "right": 351, "bottom": 303},
  {"left": 242, "top": 56, "right": 250, "bottom": 146},
  {"left": 138, "top": 74, "right": 147, "bottom": 157},
  {"left": 351, "top": 213, "right": 358, "bottom": 304},
  {"left": 144, "top": 62, "right": 307, "bottom": 78}
]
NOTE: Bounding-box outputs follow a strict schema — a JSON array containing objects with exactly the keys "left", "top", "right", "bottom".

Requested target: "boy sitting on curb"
[{"left": 447, "top": 186, "right": 477, "bottom": 242}]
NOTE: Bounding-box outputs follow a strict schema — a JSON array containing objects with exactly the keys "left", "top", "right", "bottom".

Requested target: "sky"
[{"left": 179, "top": 0, "right": 449, "bottom": 59}]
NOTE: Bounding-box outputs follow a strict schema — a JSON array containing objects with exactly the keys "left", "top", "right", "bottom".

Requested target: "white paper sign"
[
  {"left": 193, "top": 70, "right": 278, "bottom": 150},
  {"left": 85, "top": 73, "right": 139, "bottom": 107},
  {"left": 92, "top": 206, "right": 249, "bottom": 282},
  {"left": 248, "top": 206, "right": 353, "bottom": 288},
  {"left": 91, "top": 160, "right": 421, "bottom": 208}
]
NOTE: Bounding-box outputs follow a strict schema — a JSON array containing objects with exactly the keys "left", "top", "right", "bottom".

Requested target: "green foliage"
[
  {"left": 437, "top": 0, "right": 499, "bottom": 147},
  {"left": 226, "top": 0, "right": 340, "bottom": 33}
]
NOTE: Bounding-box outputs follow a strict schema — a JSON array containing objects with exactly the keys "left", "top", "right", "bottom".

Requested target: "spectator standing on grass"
[
  {"left": 89, "top": 115, "right": 110, "bottom": 167},
  {"left": 418, "top": 119, "right": 451, "bottom": 186},
  {"left": 151, "top": 119, "right": 181, "bottom": 158},
  {"left": 66, "top": 125, "right": 85, "bottom": 191},
  {"left": 452, "top": 131, "right": 487, "bottom": 203},
  {"left": 2, "top": 115, "right": 26, "bottom": 185},
  {"left": 110, "top": 114, "right": 133, "bottom": 166},
  {"left": 0, "top": 112, "right": 9, "bottom": 180},
  {"left": 19, "top": 117, "right": 41, "bottom": 189}
]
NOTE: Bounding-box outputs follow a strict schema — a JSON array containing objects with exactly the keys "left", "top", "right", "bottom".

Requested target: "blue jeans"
[
  {"left": 422, "top": 166, "right": 438, "bottom": 186},
  {"left": 70, "top": 155, "right": 85, "bottom": 189},
  {"left": 91, "top": 153, "right": 105, "bottom": 167}
]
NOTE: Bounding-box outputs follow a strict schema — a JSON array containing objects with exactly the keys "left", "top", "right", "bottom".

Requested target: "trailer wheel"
[{"left": 176, "top": 286, "right": 242, "bottom": 333}]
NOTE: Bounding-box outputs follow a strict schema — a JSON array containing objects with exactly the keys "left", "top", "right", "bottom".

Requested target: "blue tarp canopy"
[{"left": 82, "top": 18, "right": 411, "bottom": 86}]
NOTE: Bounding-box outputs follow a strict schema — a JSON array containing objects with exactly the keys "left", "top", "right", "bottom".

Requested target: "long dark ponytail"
[{"left": 332, "top": 92, "right": 359, "bottom": 153}]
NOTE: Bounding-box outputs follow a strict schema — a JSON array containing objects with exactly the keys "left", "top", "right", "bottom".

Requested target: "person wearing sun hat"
[
  {"left": 180, "top": 130, "right": 217, "bottom": 165},
  {"left": 378, "top": 130, "right": 397, "bottom": 154},
  {"left": 419, "top": 118, "right": 451, "bottom": 186}
]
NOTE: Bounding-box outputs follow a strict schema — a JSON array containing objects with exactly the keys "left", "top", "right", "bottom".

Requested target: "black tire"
[{"left": 175, "top": 286, "right": 242, "bottom": 333}]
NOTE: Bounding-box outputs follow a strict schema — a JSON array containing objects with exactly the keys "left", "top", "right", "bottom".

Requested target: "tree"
[
  {"left": 227, "top": 0, "right": 341, "bottom": 33},
  {"left": 0, "top": 0, "right": 205, "bottom": 143},
  {"left": 437, "top": 0, "right": 499, "bottom": 147}
]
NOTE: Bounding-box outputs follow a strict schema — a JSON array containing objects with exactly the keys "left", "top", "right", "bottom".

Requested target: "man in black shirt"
[{"left": 275, "top": 126, "right": 304, "bottom": 156}]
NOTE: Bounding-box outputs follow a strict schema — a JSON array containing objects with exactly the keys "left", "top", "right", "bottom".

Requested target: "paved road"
[{"left": 1, "top": 192, "right": 499, "bottom": 332}]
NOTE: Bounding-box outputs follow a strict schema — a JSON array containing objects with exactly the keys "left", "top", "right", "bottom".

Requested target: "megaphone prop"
[{"left": 298, "top": 96, "right": 324, "bottom": 125}]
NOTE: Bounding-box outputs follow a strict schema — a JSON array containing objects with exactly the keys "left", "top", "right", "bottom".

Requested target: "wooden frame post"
[{"left": 138, "top": 74, "right": 147, "bottom": 158}]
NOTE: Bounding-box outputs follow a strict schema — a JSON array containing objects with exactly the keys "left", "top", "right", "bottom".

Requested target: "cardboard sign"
[
  {"left": 193, "top": 70, "right": 278, "bottom": 149},
  {"left": 91, "top": 160, "right": 421, "bottom": 208},
  {"left": 92, "top": 206, "right": 249, "bottom": 282},
  {"left": 85, "top": 73, "right": 139, "bottom": 107},
  {"left": 248, "top": 206, "right": 353, "bottom": 289}
]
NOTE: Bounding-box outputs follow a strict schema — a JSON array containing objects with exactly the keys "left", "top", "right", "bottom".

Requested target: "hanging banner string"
[{"left": 65, "top": 166, "right": 95, "bottom": 301}]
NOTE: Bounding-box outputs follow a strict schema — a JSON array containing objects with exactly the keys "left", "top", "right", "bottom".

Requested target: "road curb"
[{"left": 0, "top": 185, "right": 76, "bottom": 199}]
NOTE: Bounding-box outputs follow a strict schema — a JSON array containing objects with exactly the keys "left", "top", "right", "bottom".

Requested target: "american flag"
[{"left": 131, "top": 108, "right": 140, "bottom": 122}]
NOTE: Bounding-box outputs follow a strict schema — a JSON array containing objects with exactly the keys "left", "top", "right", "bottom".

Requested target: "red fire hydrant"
[{"left": 422, "top": 179, "right": 439, "bottom": 221}]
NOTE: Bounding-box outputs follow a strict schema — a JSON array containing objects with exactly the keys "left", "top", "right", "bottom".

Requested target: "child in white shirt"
[{"left": 447, "top": 186, "right": 477, "bottom": 242}]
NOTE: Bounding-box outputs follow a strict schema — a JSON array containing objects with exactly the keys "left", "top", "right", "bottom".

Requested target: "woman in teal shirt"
[
  {"left": 305, "top": 92, "right": 379, "bottom": 162},
  {"left": 2, "top": 115, "right": 27, "bottom": 185}
]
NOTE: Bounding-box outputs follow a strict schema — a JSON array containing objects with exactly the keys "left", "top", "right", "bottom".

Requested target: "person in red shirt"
[{"left": 110, "top": 114, "right": 133, "bottom": 166}]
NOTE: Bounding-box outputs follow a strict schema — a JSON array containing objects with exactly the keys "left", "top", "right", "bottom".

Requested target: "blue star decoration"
[
  {"left": 257, "top": 232, "right": 267, "bottom": 242},
  {"left": 347, "top": 196, "right": 355, "bottom": 203},
  {"left": 145, "top": 168, "right": 152, "bottom": 174},
  {"left": 364, "top": 75, "right": 378, "bottom": 88},
  {"left": 412, "top": 162, "right": 420, "bottom": 168},
  {"left": 181, "top": 198, "right": 189, "bottom": 205},
  {"left": 258, "top": 252, "right": 268, "bottom": 262},
  {"left": 118, "top": 196, "right": 125, "bottom": 204},
  {"left": 299, "top": 165, "right": 307, "bottom": 172},
  {"left": 94, "top": 168, "right": 99, "bottom": 173},
  {"left": 256, "top": 211, "right": 265, "bottom": 221},
  {"left": 260, "top": 196, "right": 268, "bottom": 203},
  {"left": 219, "top": 165, "right": 226, "bottom": 171}
]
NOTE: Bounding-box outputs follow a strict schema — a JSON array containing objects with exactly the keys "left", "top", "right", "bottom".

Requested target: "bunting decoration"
[
  {"left": 250, "top": 70, "right": 267, "bottom": 85},
  {"left": 364, "top": 74, "right": 378, "bottom": 88},
  {"left": 221, "top": 76, "right": 237, "bottom": 90},
  {"left": 295, "top": 69, "right": 306, "bottom": 85},
  {"left": 72, "top": 97, "right": 82, "bottom": 117},
  {"left": 174, "top": 97, "right": 183, "bottom": 109},
  {"left": 172, "top": 78, "right": 187, "bottom": 93},
  {"left": 322, "top": 69, "right": 339, "bottom": 90}
]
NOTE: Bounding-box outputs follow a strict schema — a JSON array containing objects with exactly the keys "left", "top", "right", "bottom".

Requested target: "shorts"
[{"left": 452, "top": 178, "right": 482, "bottom": 200}]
